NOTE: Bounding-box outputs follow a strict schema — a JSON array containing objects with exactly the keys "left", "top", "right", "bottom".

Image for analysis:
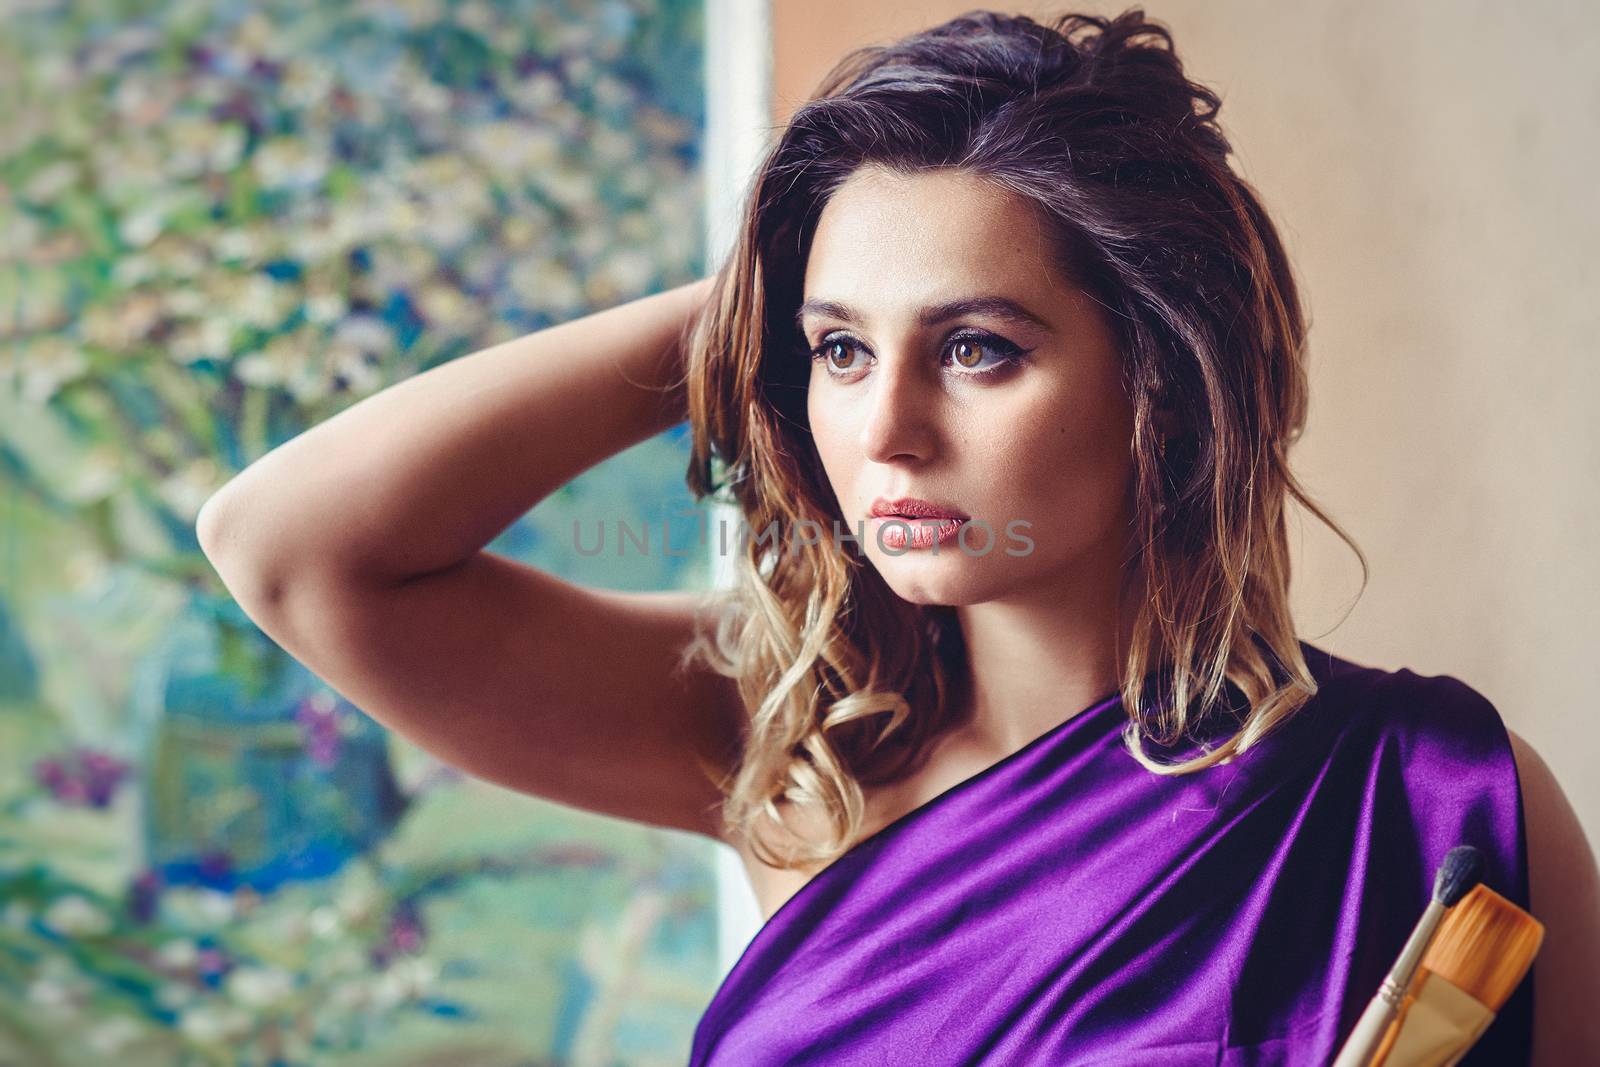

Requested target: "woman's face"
[{"left": 801, "top": 164, "right": 1137, "bottom": 607}]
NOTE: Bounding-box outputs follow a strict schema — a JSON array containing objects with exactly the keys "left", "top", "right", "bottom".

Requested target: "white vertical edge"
[{"left": 702, "top": 0, "right": 772, "bottom": 981}]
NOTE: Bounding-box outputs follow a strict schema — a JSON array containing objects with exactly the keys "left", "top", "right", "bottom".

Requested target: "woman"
[{"left": 199, "top": 8, "right": 1600, "bottom": 1065}]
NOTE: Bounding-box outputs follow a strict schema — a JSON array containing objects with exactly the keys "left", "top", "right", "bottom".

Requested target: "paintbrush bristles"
[
  {"left": 1434, "top": 845, "right": 1485, "bottom": 906},
  {"left": 1421, "top": 883, "right": 1545, "bottom": 1012}
]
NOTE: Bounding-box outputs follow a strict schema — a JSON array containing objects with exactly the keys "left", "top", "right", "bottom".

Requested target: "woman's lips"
[{"left": 870, "top": 514, "right": 970, "bottom": 550}]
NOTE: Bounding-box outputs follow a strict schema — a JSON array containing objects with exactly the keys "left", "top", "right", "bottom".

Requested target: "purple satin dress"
[{"left": 689, "top": 640, "right": 1533, "bottom": 1065}]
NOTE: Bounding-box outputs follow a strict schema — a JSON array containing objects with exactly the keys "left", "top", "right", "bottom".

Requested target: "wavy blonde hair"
[{"left": 678, "top": 7, "right": 1366, "bottom": 871}]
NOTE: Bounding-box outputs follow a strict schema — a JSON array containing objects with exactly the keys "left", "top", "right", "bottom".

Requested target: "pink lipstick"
[{"left": 869, "top": 496, "right": 971, "bottom": 551}]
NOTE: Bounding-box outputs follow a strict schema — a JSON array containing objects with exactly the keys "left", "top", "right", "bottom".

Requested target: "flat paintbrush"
[{"left": 1366, "top": 881, "right": 1544, "bottom": 1067}]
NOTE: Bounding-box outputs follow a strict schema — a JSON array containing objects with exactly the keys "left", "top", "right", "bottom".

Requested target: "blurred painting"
[{"left": 0, "top": 1, "right": 718, "bottom": 1064}]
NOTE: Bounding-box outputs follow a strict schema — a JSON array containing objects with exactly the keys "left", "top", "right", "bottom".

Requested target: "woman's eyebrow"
[{"left": 794, "top": 296, "right": 1056, "bottom": 335}]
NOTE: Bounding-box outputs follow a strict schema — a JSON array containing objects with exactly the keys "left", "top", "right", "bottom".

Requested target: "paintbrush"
[
  {"left": 1330, "top": 845, "right": 1485, "bottom": 1067},
  {"left": 1365, "top": 881, "right": 1544, "bottom": 1067}
]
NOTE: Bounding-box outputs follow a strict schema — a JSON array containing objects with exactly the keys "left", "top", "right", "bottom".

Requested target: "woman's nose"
[{"left": 859, "top": 357, "right": 935, "bottom": 464}]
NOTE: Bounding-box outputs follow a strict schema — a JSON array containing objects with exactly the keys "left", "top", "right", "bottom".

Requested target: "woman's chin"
[{"left": 876, "top": 564, "right": 997, "bottom": 608}]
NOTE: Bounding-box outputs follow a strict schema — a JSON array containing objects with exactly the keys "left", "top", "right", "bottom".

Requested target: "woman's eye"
[
  {"left": 947, "top": 336, "right": 1008, "bottom": 371},
  {"left": 815, "top": 338, "right": 862, "bottom": 372}
]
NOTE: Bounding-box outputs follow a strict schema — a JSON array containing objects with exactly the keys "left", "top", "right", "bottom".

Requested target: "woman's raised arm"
[{"left": 194, "top": 276, "right": 748, "bottom": 840}]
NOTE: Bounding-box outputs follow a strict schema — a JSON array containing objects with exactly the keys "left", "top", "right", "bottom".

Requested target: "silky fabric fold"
[{"left": 689, "top": 640, "right": 1533, "bottom": 1065}]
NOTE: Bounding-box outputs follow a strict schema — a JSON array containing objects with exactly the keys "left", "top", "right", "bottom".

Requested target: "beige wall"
[{"left": 771, "top": 1, "right": 1599, "bottom": 842}]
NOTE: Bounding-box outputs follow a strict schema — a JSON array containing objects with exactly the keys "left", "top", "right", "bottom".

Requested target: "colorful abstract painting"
[{"left": 0, "top": 1, "right": 718, "bottom": 1063}]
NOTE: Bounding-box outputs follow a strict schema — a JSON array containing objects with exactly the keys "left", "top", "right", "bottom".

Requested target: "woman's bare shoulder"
[{"left": 1505, "top": 727, "right": 1600, "bottom": 1064}]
